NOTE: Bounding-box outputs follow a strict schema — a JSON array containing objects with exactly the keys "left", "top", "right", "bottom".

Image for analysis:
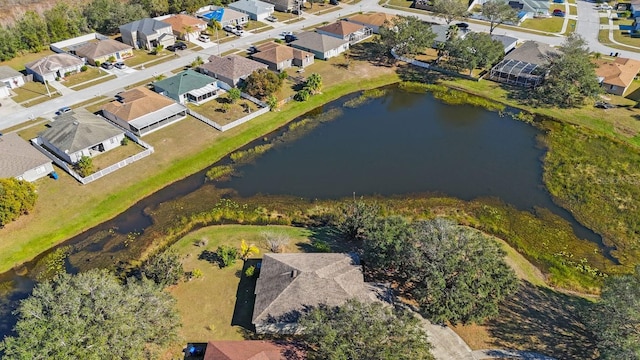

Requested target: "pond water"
[{"left": 0, "top": 87, "right": 607, "bottom": 340}]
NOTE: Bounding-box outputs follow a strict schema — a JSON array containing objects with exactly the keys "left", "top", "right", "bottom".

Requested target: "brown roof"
[
  {"left": 161, "top": 14, "right": 207, "bottom": 34},
  {"left": 74, "top": 39, "right": 132, "bottom": 60},
  {"left": 347, "top": 12, "right": 396, "bottom": 27},
  {"left": 595, "top": 57, "right": 640, "bottom": 88},
  {"left": 0, "top": 133, "right": 51, "bottom": 179},
  {"left": 204, "top": 341, "right": 304, "bottom": 360},
  {"left": 316, "top": 21, "right": 365, "bottom": 36},
  {"left": 252, "top": 43, "right": 313, "bottom": 64},
  {"left": 199, "top": 55, "right": 267, "bottom": 80},
  {"left": 101, "top": 86, "right": 176, "bottom": 122}
]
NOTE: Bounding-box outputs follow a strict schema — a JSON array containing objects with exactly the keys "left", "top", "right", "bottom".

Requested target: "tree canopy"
[
  {"left": 588, "top": 266, "right": 640, "bottom": 359},
  {"left": 481, "top": 0, "right": 518, "bottom": 34},
  {"left": 0, "top": 269, "right": 180, "bottom": 359},
  {"left": 0, "top": 178, "right": 37, "bottom": 227},
  {"left": 299, "top": 299, "right": 434, "bottom": 360},
  {"left": 336, "top": 198, "right": 379, "bottom": 240},
  {"left": 243, "top": 68, "right": 283, "bottom": 99},
  {"left": 378, "top": 15, "right": 436, "bottom": 58},
  {"left": 534, "top": 34, "right": 601, "bottom": 108},
  {"left": 433, "top": 0, "right": 468, "bottom": 25},
  {"left": 445, "top": 32, "right": 504, "bottom": 74},
  {"left": 365, "top": 217, "right": 519, "bottom": 324},
  {"left": 141, "top": 250, "right": 184, "bottom": 287}
]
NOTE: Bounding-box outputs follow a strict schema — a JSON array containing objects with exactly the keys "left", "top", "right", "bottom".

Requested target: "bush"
[
  {"left": 278, "top": 70, "right": 288, "bottom": 80},
  {"left": 74, "top": 155, "right": 94, "bottom": 177},
  {"left": 313, "top": 240, "right": 331, "bottom": 253},
  {"left": 294, "top": 89, "right": 310, "bottom": 102},
  {"left": 192, "top": 268, "right": 203, "bottom": 278},
  {"left": 216, "top": 245, "right": 239, "bottom": 267},
  {"left": 0, "top": 178, "right": 37, "bottom": 227},
  {"left": 94, "top": 60, "right": 101, "bottom": 67},
  {"left": 121, "top": 137, "right": 129, "bottom": 146},
  {"left": 141, "top": 250, "right": 184, "bottom": 287},
  {"left": 80, "top": 65, "right": 88, "bottom": 72},
  {"left": 245, "top": 265, "right": 256, "bottom": 278}
]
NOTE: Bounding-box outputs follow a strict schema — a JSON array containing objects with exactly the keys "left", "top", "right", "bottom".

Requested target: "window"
[{"left": 35, "top": 166, "right": 46, "bottom": 175}]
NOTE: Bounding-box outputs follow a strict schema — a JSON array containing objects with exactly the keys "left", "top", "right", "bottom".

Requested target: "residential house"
[
  {"left": 228, "top": 0, "right": 275, "bottom": 21},
  {"left": 478, "top": 0, "right": 547, "bottom": 19},
  {"left": 489, "top": 41, "right": 559, "bottom": 87},
  {"left": 346, "top": 12, "right": 396, "bottom": 34},
  {"left": 101, "top": 86, "right": 188, "bottom": 136},
  {"left": 74, "top": 39, "right": 133, "bottom": 66},
  {"left": 160, "top": 14, "right": 208, "bottom": 42},
  {"left": 189, "top": 340, "right": 305, "bottom": 360},
  {"left": 153, "top": 69, "right": 220, "bottom": 104},
  {"left": 595, "top": 57, "right": 640, "bottom": 96},
  {"left": 630, "top": 0, "right": 640, "bottom": 17},
  {"left": 251, "top": 42, "right": 314, "bottom": 71},
  {"left": 0, "top": 133, "right": 54, "bottom": 182},
  {"left": 0, "top": 66, "right": 24, "bottom": 98},
  {"left": 431, "top": 24, "right": 453, "bottom": 48},
  {"left": 491, "top": 34, "right": 519, "bottom": 54},
  {"left": 25, "top": 53, "right": 84, "bottom": 83},
  {"left": 259, "top": 0, "right": 302, "bottom": 12},
  {"left": 197, "top": 7, "right": 249, "bottom": 28},
  {"left": 119, "top": 18, "right": 175, "bottom": 50},
  {"left": 290, "top": 32, "right": 349, "bottom": 60},
  {"left": 38, "top": 109, "right": 125, "bottom": 164},
  {"left": 316, "top": 21, "right": 372, "bottom": 44},
  {"left": 198, "top": 55, "right": 267, "bottom": 87},
  {"left": 252, "top": 253, "right": 384, "bottom": 334}
]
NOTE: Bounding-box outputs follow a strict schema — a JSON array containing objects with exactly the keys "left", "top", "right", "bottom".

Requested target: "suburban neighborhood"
[{"left": 1, "top": 0, "right": 640, "bottom": 358}]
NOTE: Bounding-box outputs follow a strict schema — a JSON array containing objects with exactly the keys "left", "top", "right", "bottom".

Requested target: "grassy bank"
[{"left": 0, "top": 72, "right": 399, "bottom": 274}]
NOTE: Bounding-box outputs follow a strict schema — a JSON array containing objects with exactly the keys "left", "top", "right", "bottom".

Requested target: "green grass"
[
  {"left": 598, "top": 29, "right": 640, "bottom": 53},
  {"left": 125, "top": 50, "right": 173, "bottom": 68},
  {"left": 0, "top": 49, "right": 54, "bottom": 71},
  {"left": 564, "top": 19, "right": 577, "bottom": 35},
  {"left": 385, "top": 0, "right": 413, "bottom": 8},
  {"left": 62, "top": 68, "right": 106, "bottom": 88},
  {"left": 11, "top": 82, "right": 60, "bottom": 104},
  {"left": 124, "top": 78, "right": 154, "bottom": 90},
  {"left": 612, "top": 29, "right": 640, "bottom": 48},
  {"left": 68, "top": 75, "right": 117, "bottom": 91},
  {"left": 569, "top": 5, "right": 577, "bottom": 15},
  {"left": 600, "top": 16, "right": 610, "bottom": 25},
  {"left": 520, "top": 17, "right": 564, "bottom": 33}
]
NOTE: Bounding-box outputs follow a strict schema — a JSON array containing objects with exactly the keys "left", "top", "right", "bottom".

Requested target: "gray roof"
[
  {"left": 120, "top": 18, "right": 171, "bottom": 36},
  {"left": 252, "top": 253, "right": 379, "bottom": 325},
  {"left": 228, "top": 0, "right": 274, "bottom": 15},
  {"left": 0, "top": 66, "right": 22, "bottom": 81},
  {"left": 25, "top": 54, "right": 84, "bottom": 75},
  {"left": 199, "top": 55, "right": 267, "bottom": 80},
  {"left": 290, "top": 32, "right": 348, "bottom": 53},
  {"left": 40, "top": 109, "right": 124, "bottom": 154},
  {"left": 504, "top": 40, "right": 559, "bottom": 66},
  {"left": 491, "top": 34, "right": 519, "bottom": 49},
  {"left": 0, "top": 133, "right": 51, "bottom": 178},
  {"left": 432, "top": 24, "right": 449, "bottom": 44}
]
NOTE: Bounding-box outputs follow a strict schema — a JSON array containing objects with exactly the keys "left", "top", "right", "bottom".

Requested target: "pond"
[{"left": 0, "top": 87, "right": 606, "bottom": 340}]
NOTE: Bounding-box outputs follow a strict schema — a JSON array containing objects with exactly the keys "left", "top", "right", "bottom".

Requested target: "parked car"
[
  {"left": 169, "top": 41, "right": 188, "bottom": 51},
  {"left": 552, "top": 9, "right": 565, "bottom": 17},
  {"left": 223, "top": 25, "right": 235, "bottom": 32},
  {"left": 455, "top": 22, "right": 469, "bottom": 29},
  {"left": 329, "top": 0, "right": 339, "bottom": 5},
  {"left": 55, "top": 106, "right": 72, "bottom": 116},
  {"left": 114, "top": 62, "right": 127, "bottom": 69},
  {"left": 247, "top": 45, "right": 258, "bottom": 54},
  {"left": 232, "top": 29, "right": 244, "bottom": 36},
  {"left": 284, "top": 34, "right": 297, "bottom": 43},
  {"left": 198, "top": 34, "right": 211, "bottom": 42},
  {"left": 292, "top": 9, "right": 302, "bottom": 15},
  {"left": 101, "top": 61, "right": 114, "bottom": 70},
  {"left": 236, "top": 24, "right": 244, "bottom": 30},
  {"left": 281, "top": 31, "right": 293, "bottom": 36},
  {"left": 595, "top": 101, "right": 615, "bottom": 109},
  {"left": 266, "top": 15, "right": 278, "bottom": 22}
]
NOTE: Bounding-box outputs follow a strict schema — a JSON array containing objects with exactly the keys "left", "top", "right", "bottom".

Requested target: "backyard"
[
  {"left": 187, "top": 96, "right": 262, "bottom": 126},
  {"left": 90, "top": 140, "right": 148, "bottom": 171}
]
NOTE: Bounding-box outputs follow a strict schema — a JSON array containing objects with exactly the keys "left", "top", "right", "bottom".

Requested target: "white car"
[
  {"left": 232, "top": 29, "right": 244, "bottom": 36},
  {"left": 223, "top": 25, "right": 235, "bottom": 32},
  {"left": 198, "top": 34, "right": 211, "bottom": 42},
  {"left": 281, "top": 31, "right": 293, "bottom": 36},
  {"left": 266, "top": 16, "right": 278, "bottom": 22}
]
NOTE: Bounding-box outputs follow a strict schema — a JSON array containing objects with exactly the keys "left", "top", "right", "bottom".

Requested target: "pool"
[{"left": 200, "top": 9, "right": 224, "bottom": 22}]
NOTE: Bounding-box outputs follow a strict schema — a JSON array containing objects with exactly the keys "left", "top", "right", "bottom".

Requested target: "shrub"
[
  {"left": 74, "top": 155, "right": 94, "bottom": 177},
  {"left": 194, "top": 239, "right": 208, "bottom": 247},
  {"left": 262, "top": 231, "right": 290, "bottom": 253},
  {"left": 94, "top": 60, "right": 101, "bottom": 67},
  {"left": 141, "top": 250, "right": 184, "bottom": 287},
  {"left": 216, "top": 245, "right": 239, "bottom": 267},
  {"left": 245, "top": 265, "right": 256, "bottom": 278},
  {"left": 313, "top": 240, "right": 331, "bottom": 253},
  {"left": 0, "top": 178, "right": 37, "bottom": 227},
  {"left": 121, "top": 137, "right": 129, "bottom": 146},
  {"left": 192, "top": 268, "right": 203, "bottom": 278},
  {"left": 294, "top": 89, "right": 310, "bottom": 102},
  {"left": 80, "top": 65, "right": 88, "bottom": 72},
  {"left": 108, "top": 56, "right": 116, "bottom": 62},
  {"left": 278, "top": 70, "right": 288, "bottom": 80}
]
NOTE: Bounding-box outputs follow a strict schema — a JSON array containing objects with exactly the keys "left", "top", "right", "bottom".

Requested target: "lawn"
[
  {"left": 385, "top": 0, "right": 414, "bottom": 8},
  {"left": 613, "top": 29, "right": 640, "bottom": 47},
  {"left": 72, "top": 96, "right": 110, "bottom": 113},
  {"left": 243, "top": 20, "right": 268, "bottom": 30},
  {"left": 564, "top": 19, "right": 577, "bottom": 35},
  {"left": 69, "top": 75, "right": 117, "bottom": 91},
  {"left": 600, "top": 16, "right": 610, "bottom": 24},
  {"left": 597, "top": 29, "right": 640, "bottom": 52},
  {"left": 187, "top": 97, "right": 262, "bottom": 126},
  {"left": 11, "top": 81, "right": 60, "bottom": 105},
  {"left": 91, "top": 140, "right": 147, "bottom": 171},
  {"left": 124, "top": 49, "right": 173, "bottom": 68},
  {"left": 62, "top": 68, "right": 105, "bottom": 88},
  {"left": 519, "top": 17, "right": 564, "bottom": 33},
  {"left": 0, "top": 49, "right": 54, "bottom": 71}
]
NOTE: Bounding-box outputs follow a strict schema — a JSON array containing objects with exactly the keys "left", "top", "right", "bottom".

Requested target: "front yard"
[
  {"left": 62, "top": 67, "right": 106, "bottom": 88},
  {"left": 519, "top": 17, "right": 564, "bottom": 33},
  {"left": 188, "top": 96, "right": 262, "bottom": 126},
  {"left": 11, "top": 81, "right": 61, "bottom": 105}
]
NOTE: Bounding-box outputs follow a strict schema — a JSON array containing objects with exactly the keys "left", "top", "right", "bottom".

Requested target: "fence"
[{"left": 31, "top": 131, "right": 154, "bottom": 185}]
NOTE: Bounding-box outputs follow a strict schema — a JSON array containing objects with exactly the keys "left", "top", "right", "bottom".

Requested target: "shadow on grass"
[
  {"left": 230, "top": 259, "right": 260, "bottom": 334},
  {"left": 485, "top": 281, "right": 598, "bottom": 360}
]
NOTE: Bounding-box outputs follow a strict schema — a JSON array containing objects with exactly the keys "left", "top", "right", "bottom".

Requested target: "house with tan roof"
[
  {"left": 102, "top": 86, "right": 188, "bottom": 137},
  {"left": 187, "top": 340, "right": 305, "bottom": 360},
  {"left": 595, "top": 57, "right": 640, "bottom": 96},
  {"left": 198, "top": 54, "right": 267, "bottom": 87},
  {"left": 25, "top": 53, "right": 84, "bottom": 83},
  {"left": 74, "top": 39, "right": 133, "bottom": 66},
  {"left": 251, "top": 43, "right": 314, "bottom": 71},
  {"left": 160, "top": 14, "right": 208, "bottom": 42},
  {"left": 346, "top": 12, "right": 396, "bottom": 34},
  {"left": 252, "top": 253, "right": 385, "bottom": 334},
  {"left": 0, "top": 133, "right": 53, "bottom": 182},
  {"left": 290, "top": 32, "right": 349, "bottom": 60},
  {"left": 316, "top": 20, "right": 372, "bottom": 44}
]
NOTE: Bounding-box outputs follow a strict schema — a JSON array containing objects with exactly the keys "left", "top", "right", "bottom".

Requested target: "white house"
[
  {"left": 25, "top": 53, "right": 84, "bottom": 83},
  {"left": 0, "top": 133, "right": 54, "bottom": 182},
  {"left": 290, "top": 32, "right": 349, "bottom": 60},
  {"left": 0, "top": 66, "right": 25, "bottom": 98},
  {"left": 120, "top": 18, "right": 176, "bottom": 50},
  {"left": 228, "top": 0, "right": 274, "bottom": 21}
]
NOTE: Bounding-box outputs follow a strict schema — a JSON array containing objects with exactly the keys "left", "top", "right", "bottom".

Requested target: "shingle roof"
[
  {"left": 504, "top": 41, "right": 559, "bottom": 66},
  {"left": 153, "top": 69, "right": 216, "bottom": 99},
  {"left": 0, "top": 66, "right": 22, "bottom": 80},
  {"left": 0, "top": 133, "right": 51, "bottom": 178},
  {"left": 204, "top": 341, "right": 300, "bottom": 360},
  {"left": 161, "top": 14, "right": 207, "bottom": 34},
  {"left": 491, "top": 34, "right": 518, "bottom": 49},
  {"left": 347, "top": 12, "right": 396, "bottom": 27},
  {"left": 40, "top": 109, "right": 123, "bottom": 153},
  {"left": 290, "top": 32, "right": 348, "bottom": 53},
  {"left": 25, "top": 54, "right": 84, "bottom": 75},
  {"left": 102, "top": 86, "right": 177, "bottom": 121},
  {"left": 120, "top": 18, "right": 171, "bottom": 36},
  {"left": 199, "top": 55, "right": 267, "bottom": 80},
  {"left": 74, "top": 39, "right": 132, "bottom": 60},
  {"left": 316, "top": 21, "right": 364, "bottom": 37},
  {"left": 228, "top": 0, "right": 274, "bottom": 15},
  {"left": 252, "top": 253, "right": 379, "bottom": 325},
  {"left": 252, "top": 44, "right": 312, "bottom": 64},
  {"left": 595, "top": 57, "right": 640, "bottom": 88}
]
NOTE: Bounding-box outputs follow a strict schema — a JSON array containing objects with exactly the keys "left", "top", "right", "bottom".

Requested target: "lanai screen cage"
[{"left": 489, "top": 58, "right": 544, "bottom": 87}]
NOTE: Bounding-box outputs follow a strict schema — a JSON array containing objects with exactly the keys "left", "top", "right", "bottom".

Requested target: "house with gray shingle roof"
[
  {"left": 119, "top": 18, "right": 175, "bottom": 50},
  {"left": 489, "top": 41, "right": 560, "bottom": 87},
  {"left": 153, "top": 69, "right": 220, "bottom": 104},
  {"left": 228, "top": 0, "right": 274, "bottom": 21},
  {"left": 0, "top": 133, "right": 54, "bottom": 182},
  {"left": 0, "top": 66, "right": 25, "bottom": 98},
  {"left": 38, "top": 109, "right": 125, "bottom": 164},
  {"left": 74, "top": 39, "right": 133, "bottom": 66},
  {"left": 252, "top": 253, "right": 384, "bottom": 334},
  {"left": 290, "top": 32, "right": 349, "bottom": 60},
  {"left": 198, "top": 55, "right": 267, "bottom": 87},
  {"left": 251, "top": 43, "right": 314, "bottom": 71},
  {"left": 25, "top": 53, "right": 85, "bottom": 83}
]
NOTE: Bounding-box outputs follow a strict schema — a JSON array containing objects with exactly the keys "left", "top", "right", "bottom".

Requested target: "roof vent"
[
  {"left": 291, "top": 270, "right": 298, "bottom": 278},
  {"left": 73, "top": 121, "right": 79, "bottom": 126}
]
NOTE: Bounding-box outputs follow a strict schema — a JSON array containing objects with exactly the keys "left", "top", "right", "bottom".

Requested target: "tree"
[
  {"left": 84, "top": 0, "right": 149, "bottom": 35},
  {"left": 299, "top": 299, "right": 434, "bottom": 360},
  {"left": 153, "top": 44, "right": 164, "bottom": 55},
  {"left": 294, "top": 88, "right": 310, "bottom": 102},
  {"left": 141, "top": 250, "right": 184, "bottom": 287},
  {"left": 75, "top": 155, "right": 94, "bottom": 177},
  {"left": 227, "top": 87, "right": 241, "bottom": 103},
  {"left": 378, "top": 15, "right": 436, "bottom": 58},
  {"left": 216, "top": 245, "right": 239, "bottom": 267},
  {"left": 239, "top": 239, "right": 259, "bottom": 261},
  {"left": 0, "top": 269, "right": 179, "bottom": 359},
  {"left": 0, "top": 178, "right": 37, "bottom": 227},
  {"left": 191, "top": 55, "right": 204, "bottom": 68},
  {"left": 305, "top": 73, "right": 323, "bottom": 94},
  {"left": 15, "top": 11, "right": 50, "bottom": 52},
  {"left": 44, "top": 3, "right": 87, "bottom": 43},
  {"left": 266, "top": 95, "right": 278, "bottom": 111},
  {"left": 336, "top": 198, "right": 379, "bottom": 240},
  {"left": 445, "top": 32, "right": 504, "bottom": 74},
  {"left": 588, "top": 266, "right": 640, "bottom": 359},
  {"left": 534, "top": 34, "right": 602, "bottom": 108},
  {"left": 135, "top": 0, "right": 170, "bottom": 17},
  {"left": 481, "top": 0, "right": 518, "bottom": 34},
  {"left": 364, "top": 218, "right": 519, "bottom": 324},
  {"left": 433, "top": 0, "right": 468, "bottom": 25},
  {"left": 0, "top": 26, "right": 19, "bottom": 61},
  {"left": 243, "top": 68, "right": 282, "bottom": 99}
]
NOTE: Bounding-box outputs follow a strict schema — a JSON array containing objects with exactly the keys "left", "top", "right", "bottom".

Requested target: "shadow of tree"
[
  {"left": 198, "top": 249, "right": 222, "bottom": 267},
  {"left": 485, "top": 281, "right": 598, "bottom": 359},
  {"left": 348, "top": 41, "right": 394, "bottom": 67},
  {"left": 231, "top": 259, "right": 261, "bottom": 333}
]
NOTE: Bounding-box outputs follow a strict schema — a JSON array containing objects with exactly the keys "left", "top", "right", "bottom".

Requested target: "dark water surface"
[{"left": 0, "top": 88, "right": 607, "bottom": 340}]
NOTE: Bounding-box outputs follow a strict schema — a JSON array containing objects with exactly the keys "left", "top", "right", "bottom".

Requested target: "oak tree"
[
  {"left": 481, "top": 0, "right": 518, "bottom": 34},
  {"left": 379, "top": 16, "right": 436, "bottom": 58},
  {"left": 433, "top": 0, "right": 468, "bottom": 25},
  {"left": 0, "top": 178, "right": 37, "bottom": 227}
]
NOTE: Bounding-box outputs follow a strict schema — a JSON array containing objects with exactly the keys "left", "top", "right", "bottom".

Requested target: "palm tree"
[{"left": 240, "top": 239, "right": 259, "bottom": 261}]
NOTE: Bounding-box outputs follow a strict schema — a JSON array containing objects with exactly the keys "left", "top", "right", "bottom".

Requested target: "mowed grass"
[
  {"left": 162, "top": 225, "right": 314, "bottom": 359},
  {"left": 62, "top": 68, "right": 106, "bottom": 88},
  {"left": 187, "top": 97, "right": 261, "bottom": 126},
  {"left": 520, "top": 17, "right": 564, "bottom": 33},
  {"left": 613, "top": 29, "right": 640, "bottom": 47},
  {"left": 11, "top": 81, "right": 59, "bottom": 104}
]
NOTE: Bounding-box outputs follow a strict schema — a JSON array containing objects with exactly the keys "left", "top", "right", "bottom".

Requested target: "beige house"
[
  {"left": 25, "top": 53, "right": 84, "bottom": 82},
  {"left": 198, "top": 54, "right": 267, "bottom": 87},
  {"left": 161, "top": 14, "right": 208, "bottom": 42},
  {"left": 0, "top": 66, "right": 24, "bottom": 98},
  {"left": 595, "top": 57, "right": 640, "bottom": 96},
  {"left": 119, "top": 18, "right": 175, "bottom": 50},
  {"left": 74, "top": 39, "right": 133, "bottom": 65},
  {"left": 346, "top": 12, "right": 396, "bottom": 34},
  {"left": 316, "top": 21, "right": 372, "bottom": 44},
  {"left": 251, "top": 42, "right": 314, "bottom": 71},
  {"left": 0, "top": 133, "right": 54, "bottom": 182}
]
